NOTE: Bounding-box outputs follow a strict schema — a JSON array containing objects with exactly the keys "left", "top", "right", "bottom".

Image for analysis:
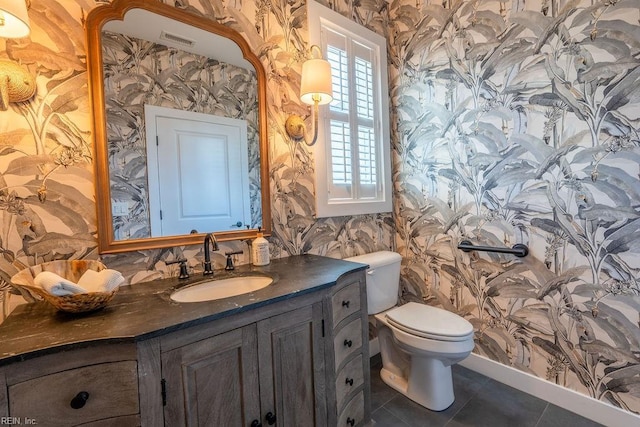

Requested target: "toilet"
[{"left": 345, "top": 251, "right": 475, "bottom": 411}]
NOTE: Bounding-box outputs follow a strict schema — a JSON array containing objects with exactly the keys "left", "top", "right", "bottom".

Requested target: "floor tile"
[
  {"left": 370, "top": 363, "right": 398, "bottom": 410},
  {"left": 369, "top": 355, "right": 487, "bottom": 426},
  {"left": 386, "top": 393, "right": 454, "bottom": 427},
  {"left": 380, "top": 369, "right": 484, "bottom": 427},
  {"left": 371, "top": 406, "right": 411, "bottom": 426},
  {"left": 535, "top": 404, "right": 604, "bottom": 427},
  {"left": 451, "top": 364, "right": 491, "bottom": 386},
  {"left": 445, "top": 379, "right": 547, "bottom": 427},
  {"left": 369, "top": 356, "right": 603, "bottom": 427}
]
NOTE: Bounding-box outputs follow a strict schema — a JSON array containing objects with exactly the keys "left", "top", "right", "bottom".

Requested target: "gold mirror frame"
[{"left": 86, "top": 0, "right": 270, "bottom": 254}]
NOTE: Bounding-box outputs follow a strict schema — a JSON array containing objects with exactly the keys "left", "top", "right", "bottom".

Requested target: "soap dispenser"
[{"left": 251, "top": 227, "right": 270, "bottom": 266}]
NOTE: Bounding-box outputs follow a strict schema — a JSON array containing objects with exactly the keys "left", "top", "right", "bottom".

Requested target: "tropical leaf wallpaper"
[
  {"left": 103, "top": 31, "right": 261, "bottom": 239},
  {"left": 0, "top": 0, "right": 638, "bottom": 418},
  {"left": 389, "top": 0, "right": 640, "bottom": 415}
]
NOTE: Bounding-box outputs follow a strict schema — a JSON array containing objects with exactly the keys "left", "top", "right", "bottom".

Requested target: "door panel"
[
  {"left": 257, "top": 303, "right": 326, "bottom": 427},
  {"left": 146, "top": 105, "right": 250, "bottom": 236},
  {"left": 162, "top": 325, "right": 259, "bottom": 427}
]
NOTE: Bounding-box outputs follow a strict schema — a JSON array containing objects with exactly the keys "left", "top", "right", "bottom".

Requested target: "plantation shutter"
[{"left": 325, "top": 28, "right": 380, "bottom": 201}]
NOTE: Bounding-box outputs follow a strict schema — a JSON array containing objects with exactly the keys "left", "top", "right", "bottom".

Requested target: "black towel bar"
[{"left": 457, "top": 240, "right": 529, "bottom": 257}]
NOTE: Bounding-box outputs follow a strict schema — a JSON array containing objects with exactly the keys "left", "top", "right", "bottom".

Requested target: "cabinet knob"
[
  {"left": 345, "top": 377, "right": 354, "bottom": 386},
  {"left": 70, "top": 391, "right": 90, "bottom": 409},
  {"left": 343, "top": 339, "right": 353, "bottom": 348},
  {"left": 251, "top": 420, "right": 262, "bottom": 427},
  {"left": 347, "top": 417, "right": 355, "bottom": 426},
  {"left": 265, "top": 411, "right": 277, "bottom": 425},
  {"left": 342, "top": 300, "right": 350, "bottom": 308}
]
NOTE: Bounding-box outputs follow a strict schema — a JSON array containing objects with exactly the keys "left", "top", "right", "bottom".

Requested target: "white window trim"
[{"left": 308, "top": 0, "right": 392, "bottom": 218}]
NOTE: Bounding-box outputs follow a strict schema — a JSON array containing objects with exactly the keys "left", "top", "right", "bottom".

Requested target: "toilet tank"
[{"left": 344, "top": 251, "right": 402, "bottom": 315}]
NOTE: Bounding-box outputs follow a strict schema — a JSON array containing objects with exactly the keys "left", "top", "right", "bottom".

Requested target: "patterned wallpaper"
[
  {"left": 388, "top": 0, "right": 640, "bottom": 416},
  {"left": 103, "top": 31, "right": 261, "bottom": 239},
  {"left": 0, "top": 0, "right": 638, "bottom": 417}
]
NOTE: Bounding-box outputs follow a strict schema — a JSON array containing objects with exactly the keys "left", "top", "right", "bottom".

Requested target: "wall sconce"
[
  {"left": 285, "top": 45, "right": 333, "bottom": 146},
  {"left": 0, "top": 0, "right": 30, "bottom": 38},
  {"left": 0, "top": 0, "right": 35, "bottom": 111}
]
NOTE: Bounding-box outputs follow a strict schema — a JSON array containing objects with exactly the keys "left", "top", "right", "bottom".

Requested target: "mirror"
[{"left": 87, "top": 0, "right": 270, "bottom": 253}]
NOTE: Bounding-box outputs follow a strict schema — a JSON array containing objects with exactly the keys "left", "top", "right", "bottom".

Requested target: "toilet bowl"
[{"left": 345, "top": 251, "right": 475, "bottom": 411}]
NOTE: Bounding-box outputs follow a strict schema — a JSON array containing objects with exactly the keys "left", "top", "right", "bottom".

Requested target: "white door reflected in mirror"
[{"left": 145, "top": 105, "right": 250, "bottom": 237}]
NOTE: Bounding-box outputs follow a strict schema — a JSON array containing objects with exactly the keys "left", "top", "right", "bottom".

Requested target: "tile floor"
[{"left": 369, "top": 354, "right": 604, "bottom": 427}]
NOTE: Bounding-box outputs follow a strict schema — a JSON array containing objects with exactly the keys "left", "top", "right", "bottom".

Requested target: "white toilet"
[{"left": 345, "top": 251, "right": 475, "bottom": 411}]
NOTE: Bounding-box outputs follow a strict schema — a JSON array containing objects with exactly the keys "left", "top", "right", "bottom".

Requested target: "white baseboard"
[{"left": 460, "top": 353, "right": 640, "bottom": 427}]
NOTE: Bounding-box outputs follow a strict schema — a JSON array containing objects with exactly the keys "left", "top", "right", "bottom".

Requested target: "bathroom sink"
[{"left": 170, "top": 276, "right": 273, "bottom": 303}]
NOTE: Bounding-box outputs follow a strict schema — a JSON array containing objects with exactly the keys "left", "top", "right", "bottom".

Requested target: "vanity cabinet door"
[
  {"left": 160, "top": 302, "right": 326, "bottom": 427},
  {"left": 161, "top": 325, "right": 261, "bottom": 427},
  {"left": 257, "top": 302, "right": 326, "bottom": 427}
]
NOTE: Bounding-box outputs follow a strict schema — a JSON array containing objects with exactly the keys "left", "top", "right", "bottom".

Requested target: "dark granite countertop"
[{"left": 0, "top": 254, "right": 367, "bottom": 366}]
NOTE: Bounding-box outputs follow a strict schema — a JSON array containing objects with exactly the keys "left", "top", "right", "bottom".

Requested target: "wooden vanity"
[{"left": 0, "top": 255, "right": 370, "bottom": 427}]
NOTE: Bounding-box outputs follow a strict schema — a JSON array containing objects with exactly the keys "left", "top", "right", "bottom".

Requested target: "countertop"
[{"left": 0, "top": 254, "right": 367, "bottom": 366}]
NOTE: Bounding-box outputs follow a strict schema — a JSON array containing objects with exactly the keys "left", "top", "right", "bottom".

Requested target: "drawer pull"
[
  {"left": 251, "top": 420, "right": 262, "bottom": 427},
  {"left": 265, "top": 411, "right": 276, "bottom": 425},
  {"left": 345, "top": 377, "right": 354, "bottom": 386},
  {"left": 343, "top": 339, "right": 353, "bottom": 348},
  {"left": 70, "top": 391, "right": 90, "bottom": 409},
  {"left": 342, "top": 300, "right": 350, "bottom": 308},
  {"left": 347, "top": 417, "right": 355, "bottom": 426}
]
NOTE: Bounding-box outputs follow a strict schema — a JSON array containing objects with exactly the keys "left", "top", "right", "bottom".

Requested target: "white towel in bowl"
[
  {"left": 34, "top": 271, "right": 88, "bottom": 296},
  {"left": 77, "top": 269, "right": 125, "bottom": 293}
]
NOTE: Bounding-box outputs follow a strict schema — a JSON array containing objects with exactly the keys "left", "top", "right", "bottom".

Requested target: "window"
[{"left": 308, "top": 0, "right": 392, "bottom": 217}]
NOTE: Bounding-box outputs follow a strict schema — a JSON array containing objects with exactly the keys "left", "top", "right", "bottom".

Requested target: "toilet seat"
[{"left": 385, "top": 302, "right": 473, "bottom": 342}]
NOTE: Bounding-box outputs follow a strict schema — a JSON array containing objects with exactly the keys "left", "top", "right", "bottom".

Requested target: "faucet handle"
[
  {"left": 224, "top": 250, "right": 244, "bottom": 270},
  {"left": 166, "top": 258, "right": 189, "bottom": 279}
]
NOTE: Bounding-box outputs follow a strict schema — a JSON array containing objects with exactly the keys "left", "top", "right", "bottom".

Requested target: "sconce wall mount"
[{"left": 285, "top": 114, "right": 306, "bottom": 141}]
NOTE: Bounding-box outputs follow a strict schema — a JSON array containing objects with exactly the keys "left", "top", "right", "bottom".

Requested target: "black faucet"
[{"left": 203, "top": 233, "right": 219, "bottom": 275}]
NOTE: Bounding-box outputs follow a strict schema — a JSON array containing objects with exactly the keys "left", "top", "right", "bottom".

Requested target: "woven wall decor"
[{"left": 0, "top": 59, "right": 35, "bottom": 110}]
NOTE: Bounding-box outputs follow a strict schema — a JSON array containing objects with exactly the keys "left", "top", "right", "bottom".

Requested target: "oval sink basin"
[{"left": 170, "top": 276, "right": 273, "bottom": 303}]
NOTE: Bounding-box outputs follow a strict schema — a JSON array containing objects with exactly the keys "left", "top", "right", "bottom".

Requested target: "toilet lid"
[{"left": 385, "top": 302, "right": 474, "bottom": 342}]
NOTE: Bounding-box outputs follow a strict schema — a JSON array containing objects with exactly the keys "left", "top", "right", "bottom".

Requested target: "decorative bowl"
[{"left": 10, "top": 260, "right": 119, "bottom": 313}]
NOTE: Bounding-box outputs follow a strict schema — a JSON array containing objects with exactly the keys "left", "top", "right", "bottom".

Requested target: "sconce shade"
[
  {"left": 0, "top": 0, "right": 30, "bottom": 38},
  {"left": 300, "top": 58, "right": 333, "bottom": 106}
]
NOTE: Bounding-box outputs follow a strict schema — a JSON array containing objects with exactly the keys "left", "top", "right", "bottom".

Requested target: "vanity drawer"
[
  {"left": 9, "top": 361, "right": 139, "bottom": 425},
  {"left": 334, "top": 317, "right": 362, "bottom": 371},
  {"left": 337, "top": 390, "right": 364, "bottom": 427},
  {"left": 336, "top": 354, "right": 364, "bottom": 411},
  {"left": 331, "top": 281, "right": 361, "bottom": 325}
]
